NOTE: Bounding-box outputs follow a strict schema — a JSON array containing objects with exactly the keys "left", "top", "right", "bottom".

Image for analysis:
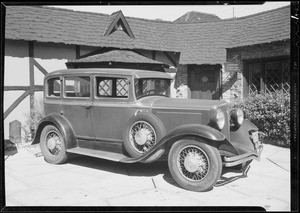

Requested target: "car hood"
[{"left": 138, "top": 96, "right": 227, "bottom": 110}]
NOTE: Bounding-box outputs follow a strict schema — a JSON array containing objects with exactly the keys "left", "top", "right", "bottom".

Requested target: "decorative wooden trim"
[
  {"left": 29, "top": 41, "right": 35, "bottom": 119},
  {"left": 163, "top": 51, "right": 177, "bottom": 67},
  {"left": 4, "top": 85, "right": 44, "bottom": 91},
  {"left": 152, "top": 51, "right": 156, "bottom": 60},
  {"left": 104, "top": 11, "right": 135, "bottom": 38},
  {"left": 76, "top": 45, "right": 80, "bottom": 59},
  {"left": 33, "top": 59, "right": 48, "bottom": 75},
  {"left": 4, "top": 90, "right": 30, "bottom": 119}
]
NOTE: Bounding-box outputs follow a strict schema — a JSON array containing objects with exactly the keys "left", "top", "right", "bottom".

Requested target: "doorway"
[{"left": 188, "top": 64, "right": 221, "bottom": 100}]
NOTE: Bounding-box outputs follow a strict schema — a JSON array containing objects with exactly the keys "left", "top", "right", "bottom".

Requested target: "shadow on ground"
[{"left": 66, "top": 153, "right": 249, "bottom": 190}]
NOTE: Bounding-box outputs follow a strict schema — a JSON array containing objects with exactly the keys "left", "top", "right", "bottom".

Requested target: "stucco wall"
[{"left": 4, "top": 40, "right": 77, "bottom": 140}]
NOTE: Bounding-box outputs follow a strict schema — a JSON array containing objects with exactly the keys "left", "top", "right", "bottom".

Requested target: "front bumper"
[
  {"left": 223, "top": 120, "right": 263, "bottom": 167},
  {"left": 224, "top": 143, "right": 263, "bottom": 167}
]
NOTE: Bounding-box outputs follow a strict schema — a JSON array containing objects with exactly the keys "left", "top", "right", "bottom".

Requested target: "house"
[{"left": 3, "top": 5, "right": 290, "bottom": 139}]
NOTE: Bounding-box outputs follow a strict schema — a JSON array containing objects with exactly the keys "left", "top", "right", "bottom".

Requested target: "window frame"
[
  {"left": 45, "top": 76, "right": 62, "bottom": 99},
  {"left": 94, "top": 75, "right": 131, "bottom": 101},
  {"left": 245, "top": 57, "right": 290, "bottom": 95},
  {"left": 62, "top": 75, "right": 92, "bottom": 100}
]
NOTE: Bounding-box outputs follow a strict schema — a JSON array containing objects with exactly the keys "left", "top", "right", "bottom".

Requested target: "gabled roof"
[
  {"left": 103, "top": 10, "right": 135, "bottom": 38},
  {"left": 173, "top": 11, "right": 220, "bottom": 23},
  {"left": 5, "top": 5, "right": 290, "bottom": 65},
  {"left": 66, "top": 50, "right": 167, "bottom": 65}
]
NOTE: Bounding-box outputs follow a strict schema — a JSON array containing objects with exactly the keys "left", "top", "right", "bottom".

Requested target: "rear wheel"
[
  {"left": 168, "top": 138, "right": 222, "bottom": 192},
  {"left": 40, "top": 125, "right": 68, "bottom": 164}
]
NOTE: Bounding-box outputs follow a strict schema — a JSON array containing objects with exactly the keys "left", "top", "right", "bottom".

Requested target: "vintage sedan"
[{"left": 32, "top": 68, "right": 263, "bottom": 192}]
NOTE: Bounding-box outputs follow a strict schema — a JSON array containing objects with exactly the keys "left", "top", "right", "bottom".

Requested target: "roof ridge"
[
  {"left": 39, "top": 5, "right": 173, "bottom": 24},
  {"left": 173, "top": 4, "right": 290, "bottom": 25},
  {"left": 40, "top": 5, "right": 110, "bottom": 17},
  {"left": 222, "top": 4, "right": 290, "bottom": 21}
]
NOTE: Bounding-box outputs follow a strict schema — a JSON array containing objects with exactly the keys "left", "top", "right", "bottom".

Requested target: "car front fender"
[
  {"left": 121, "top": 124, "right": 235, "bottom": 163},
  {"left": 31, "top": 113, "right": 77, "bottom": 149}
]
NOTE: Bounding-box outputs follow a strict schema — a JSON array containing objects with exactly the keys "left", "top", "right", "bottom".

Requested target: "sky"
[{"left": 49, "top": 1, "right": 291, "bottom": 21}]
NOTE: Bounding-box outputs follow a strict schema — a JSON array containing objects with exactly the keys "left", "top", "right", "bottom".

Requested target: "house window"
[{"left": 248, "top": 59, "right": 290, "bottom": 94}]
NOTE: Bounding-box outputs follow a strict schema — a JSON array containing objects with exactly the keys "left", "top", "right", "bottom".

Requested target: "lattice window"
[
  {"left": 98, "top": 79, "right": 112, "bottom": 96},
  {"left": 97, "top": 77, "right": 128, "bottom": 98},
  {"left": 282, "top": 60, "right": 290, "bottom": 93},
  {"left": 116, "top": 79, "right": 128, "bottom": 97},
  {"left": 265, "top": 61, "right": 281, "bottom": 93},
  {"left": 248, "top": 59, "right": 290, "bottom": 95},
  {"left": 249, "top": 63, "right": 261, "bottom": 94}
]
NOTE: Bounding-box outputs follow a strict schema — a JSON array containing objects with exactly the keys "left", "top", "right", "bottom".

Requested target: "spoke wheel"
[
  {"left": 45, "top": 130, "right": 62, "bottom": 156},
  {"left": 129, "top": 121, "right": 157, "bottom": 154},
  {"left": 177, "top": 145, "right": 210, "bottom": 181},
  {"left": 168, "top": 138, "right": 222, "bottom": 192},
  {"left": 40, "top": 125, "right": 68, "bottom": 164}
]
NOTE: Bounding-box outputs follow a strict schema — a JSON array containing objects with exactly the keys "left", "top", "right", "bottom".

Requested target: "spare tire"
[{"left": 122, "top": 112, "right": 166, "bottom": 161}]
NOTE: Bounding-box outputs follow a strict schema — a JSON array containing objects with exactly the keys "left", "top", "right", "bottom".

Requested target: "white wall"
[{"left": 4, "top": 40, "right": 77, "bottom": 140}]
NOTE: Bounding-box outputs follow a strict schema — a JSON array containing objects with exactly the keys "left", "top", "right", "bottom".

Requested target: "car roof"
[{"left": 46, "top": 68, "right": 173, "bottom": 79}]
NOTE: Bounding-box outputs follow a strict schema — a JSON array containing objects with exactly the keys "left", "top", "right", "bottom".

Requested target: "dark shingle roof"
[
  {"left": 5, "top": 5, "right": 290, "bottom": 65},
  {"left": 227, "top": 5, "right": 290, "bottom": 48},
  {"left": 67, "top": 50, "right": 166, "bottom": 65},
  {"left": 173, "top": 11, "right": 221, "bottom": 23}
]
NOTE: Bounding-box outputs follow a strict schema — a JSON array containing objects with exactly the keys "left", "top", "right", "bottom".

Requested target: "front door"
[{"left": 189, "top": 65, "right": 221, "bottom": 100}]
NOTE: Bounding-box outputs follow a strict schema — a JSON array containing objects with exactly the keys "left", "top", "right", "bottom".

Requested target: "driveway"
[{"left": 4, "top": 143, "right": 290, "bottom": 211}]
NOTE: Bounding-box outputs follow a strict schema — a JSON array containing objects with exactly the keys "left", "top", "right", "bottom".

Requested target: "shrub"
[
  {"left": 230, "top": 91, "right": 290, "bottom": 148},
  {"left": 22, "top": 97, "right": 45, "bottom": 143}
]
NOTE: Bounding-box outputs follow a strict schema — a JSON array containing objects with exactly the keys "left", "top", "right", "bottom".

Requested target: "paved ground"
[{"left": 4, "top": 143, "right": 290, "bottom": 211}]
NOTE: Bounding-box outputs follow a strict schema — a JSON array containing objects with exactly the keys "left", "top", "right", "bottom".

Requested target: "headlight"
[
  {"left": 211, "top": 108, "right": 225, "bottom": 129},
  {"left": 231, "top": 109, "right": 244, "bottom": 126}
]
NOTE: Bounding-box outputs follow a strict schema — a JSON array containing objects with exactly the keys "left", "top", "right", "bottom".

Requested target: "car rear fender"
[{"left": 31, "top": 113, "right": 77, "bottom": 149}]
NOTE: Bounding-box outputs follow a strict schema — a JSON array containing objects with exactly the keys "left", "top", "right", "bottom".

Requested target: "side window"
[
  {"left": 96, "top": 77, "right": 129, "bottom": 98},
  {"left": 47, "top": 77, "right": 61, "bottom": 98},
  {"left": 64, "top": 76, "right": 91, "bottom": 98}
]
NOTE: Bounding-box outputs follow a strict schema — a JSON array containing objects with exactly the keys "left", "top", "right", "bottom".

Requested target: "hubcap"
[
  {"left": 45, "top": 130, "right": 62, "bottom": 156},
  {"left": 129, "top": 121, "right": 156, "bottom": 153},
  {"left": 177, "top": 145, "right": 210, "bottom": 181}
]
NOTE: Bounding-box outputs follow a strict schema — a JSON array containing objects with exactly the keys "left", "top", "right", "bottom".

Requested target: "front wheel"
[
  {"left": 168, "top": 138, "right": 222, "bottom": 192},
  {"left": 40, "top": 125, "right": 68, "bottom": 164}
]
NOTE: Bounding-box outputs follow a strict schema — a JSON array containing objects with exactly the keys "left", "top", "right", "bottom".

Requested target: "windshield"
[{"left": 134, "top": 78, "right": 171, "bottom": 99}]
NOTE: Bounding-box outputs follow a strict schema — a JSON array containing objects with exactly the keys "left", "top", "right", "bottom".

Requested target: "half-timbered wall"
[{"left": 4, "top": 40, "right": 77, "bottom": 139}]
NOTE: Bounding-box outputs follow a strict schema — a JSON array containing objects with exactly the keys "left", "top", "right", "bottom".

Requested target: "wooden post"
[{"left": 29, "top": 41, "right": 35, "bottom": 138}]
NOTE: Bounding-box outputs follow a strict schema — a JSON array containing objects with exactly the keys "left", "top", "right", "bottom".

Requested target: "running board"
[{"left": 67, "top": 147, "right": 135, "bottom": 163}]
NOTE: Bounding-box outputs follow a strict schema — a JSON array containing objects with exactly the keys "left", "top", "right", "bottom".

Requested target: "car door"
[
  {"left": 91, "top": 75, "right": 132, "bottom": 153},
  {"left": 61, "top": 75, "right": 94, "bottom": 147}
]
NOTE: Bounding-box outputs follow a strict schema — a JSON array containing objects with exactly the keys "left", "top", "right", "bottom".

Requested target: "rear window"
[
  {"left": 46, "top": 77, "right": 61, "bottom": 98},
  {"left": 64, "top": 76, "right": 91, "bottom": 98}
]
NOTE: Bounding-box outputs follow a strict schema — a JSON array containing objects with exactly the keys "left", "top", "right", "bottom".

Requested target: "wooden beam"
[
  {"left": 152, "top": 51, "right": 156, "bottom": 60},
  {"left": 163, "top": 51, "right": 177, "bottom": 67},
  {"left": 4, "top": 86, "right": 30, "bottom": 91},
  {"left": 29, "top": 41, "right": 35, "bottom": 123},
  {"left": 76, "top": 45, "right": 80, "bottom": 59},
  {"left": 33, "top": 59, "right": 48, "bottom": 75},
  {"left": 4, "top": 85, "right": 44, "bottom": 91},
  {"left": 4, "top": 90, "right": 30, "bottom": 119}
]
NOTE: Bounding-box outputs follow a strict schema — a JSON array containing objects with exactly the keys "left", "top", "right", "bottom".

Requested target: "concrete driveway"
[{"left": 4, "top": 143, "right": 290, "bottom": 211}]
